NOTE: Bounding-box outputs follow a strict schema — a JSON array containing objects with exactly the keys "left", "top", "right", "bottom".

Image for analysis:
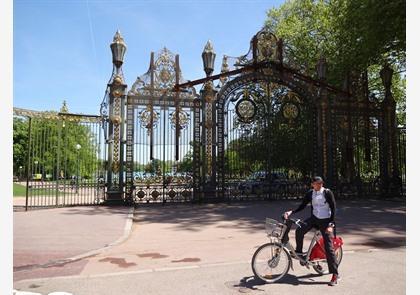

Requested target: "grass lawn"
[
  {"left": 13, "top": 183, "right": 27, "bottom": 197},
  {"left": 13, "top": 183, "right": 67, "bottom": 197}
]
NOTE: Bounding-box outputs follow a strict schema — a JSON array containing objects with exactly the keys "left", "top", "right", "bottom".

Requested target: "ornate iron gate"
[
  {"left": 95, "top": 29, "right": 405, "bottom": 203},
  {"left": 217, "top": 76, "right": 314, "bottom": 200},
  {"left": 14, "top": 106, "right": 106, "bottom": 209},
  {"left": 125, "top": 48, "right": 200, "bottom": 203}
]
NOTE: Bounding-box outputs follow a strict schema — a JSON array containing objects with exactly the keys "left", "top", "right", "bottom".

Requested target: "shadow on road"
[
  {"left": 229, "top": 273, "right": 327, "bottom": 292},
  {"left": 132, "top": 199, "right": 405, "bottom": 248}
]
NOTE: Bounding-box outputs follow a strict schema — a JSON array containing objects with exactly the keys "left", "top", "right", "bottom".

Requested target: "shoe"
[
  {"left": 295, "top": 252, "right": 307, "bottom": 265},
  {"left": 328, "top": 274, "right": 340, "bottom": 286},
  {"left": 294, "top": 251, "right": 306, "bottom": 258}
]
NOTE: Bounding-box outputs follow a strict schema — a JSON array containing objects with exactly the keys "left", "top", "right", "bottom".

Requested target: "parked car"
[
  {"left": 32, "top": 173, "right": 42, "bottom": 181},
  {"left": 238, "top": 171, "right": 288, "bottom": 194}
]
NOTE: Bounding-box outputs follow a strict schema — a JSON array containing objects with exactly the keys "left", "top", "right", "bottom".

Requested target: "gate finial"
[
  {"left": 202, "top": 40, "right": 216, "bottom": 77},
  {"left": 60, "top": 100, "right": 69, "bottom": 113}
]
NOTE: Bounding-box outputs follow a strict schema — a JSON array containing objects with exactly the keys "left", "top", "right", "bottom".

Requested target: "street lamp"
[
  {"left": 202, "top": 40, "right": 216, "bottom": 77},
  {"left": 380, "top": 64, "right": 393, "bottom": 96},
  {"left": 75, "top": 144, "right": 81, "bottom": 194},
  {"left": 19, "top": 166, "right": 23, "bottom": 181},
  {"left": 110, "top": 30, "right": 127, "bottom": 68},
  {"left": 316, "top": 57, "right": 327, "bottom": 81}
]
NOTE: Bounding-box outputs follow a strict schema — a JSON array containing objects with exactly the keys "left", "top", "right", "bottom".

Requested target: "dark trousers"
[{"left": 295, "top": 215, "right": 338, "bottom": 275}]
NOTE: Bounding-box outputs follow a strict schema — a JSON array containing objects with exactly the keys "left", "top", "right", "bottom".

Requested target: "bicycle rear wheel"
[
  {"left": 312, "top": 246, "right": 343, "bottom": 275},
  {"left": 251, "top": 243, "right": 291, "bottom": 283}
]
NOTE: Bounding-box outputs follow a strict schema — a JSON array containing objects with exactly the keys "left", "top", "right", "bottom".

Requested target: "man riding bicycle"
[{"left": 283, "top": 176, "right": 340, "bottom": 286}]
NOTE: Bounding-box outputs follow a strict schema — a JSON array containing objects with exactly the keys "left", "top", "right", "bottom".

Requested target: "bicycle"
[{"left": 251, "top": 217, "right": 344, "bottom": 283}]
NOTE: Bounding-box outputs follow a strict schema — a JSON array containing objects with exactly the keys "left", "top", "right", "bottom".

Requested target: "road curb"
[
  {"left": 68, "top": 206, "right": 134, "bottom": 260},
  {"left": 14, "top": 207, "right": 135, "bottom": 272}
]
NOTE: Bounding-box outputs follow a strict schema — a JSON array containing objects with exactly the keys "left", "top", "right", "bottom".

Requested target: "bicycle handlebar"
[
  {"left": 282, "top": 216, "right": 335, "bottom": 229},
  {"left": 281, "top": 216, "right": 306, "bottom": 227}
]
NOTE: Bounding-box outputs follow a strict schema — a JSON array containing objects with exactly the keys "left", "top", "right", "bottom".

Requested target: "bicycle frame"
[
  {"left": 284, "top": 230, "right": 324, "bottom": 266},
  {"left": 268, "top": 224, "right": 326, "bottom": 270}
]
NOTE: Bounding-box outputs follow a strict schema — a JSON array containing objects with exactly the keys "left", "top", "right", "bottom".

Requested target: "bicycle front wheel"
[{"left": 251, "top": 242, "right": 291, "bottom": 283}]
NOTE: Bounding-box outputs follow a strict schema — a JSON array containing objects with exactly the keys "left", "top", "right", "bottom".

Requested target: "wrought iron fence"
[
  {"left": 13, "top": 109, "right": 106, "bottom": 209},
  {"left": 14, "top": 29, "right": 406, "bottom": 207},
  {"left": 397, "top": 126, "right": 406, "bottom": 195}
]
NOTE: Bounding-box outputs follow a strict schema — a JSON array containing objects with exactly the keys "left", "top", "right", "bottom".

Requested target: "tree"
[
  {"left": 265, "top": 0, "right": 406, "bottom": 124},
  {"left": 13, "top": 116, "right": 100, "bottom": 180},
  {"left": 13, "top": 117, "right": 29, "bottom": 176},
  {"left": 224, "top": 97, "right": 314, "bottom": 179},
  {"left": 178, "top": 151, "right": 193, "bottom": 173}
]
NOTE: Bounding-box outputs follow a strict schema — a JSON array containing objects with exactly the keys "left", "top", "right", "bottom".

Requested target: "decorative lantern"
[
  {"left": 110, "top": 30, "right": 126, "bottom": 68},
  {"left": 316, "top": 57, "right": 327, "bottom": 80},
  {"left": 380, "top": 64, "right": 393, "bottom": 90},
  {"left": 202, "top": 40, "right": 216, "bottom": 77}
]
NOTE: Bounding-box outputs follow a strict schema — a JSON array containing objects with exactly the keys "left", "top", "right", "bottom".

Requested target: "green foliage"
[
  {"left": 265, "top": 0, "right": 406, "bottom": 123},
  {"left": 13, "top": 117, "right": 29, "bottom": 175},
  {"left": 225, "top": 106, "right": 313, "bottom": 178},
  {"left": 266, "top": 0, "right": 339, "bottom": 78},
  {"left": 13, "top": 117, "right": 100, "bottom": 180},
  {"left": 336, "top": 0, "right": 405, "bottom": 70},
  {"left": 178, "top": 151, "right": 193, "bottom": 173}
]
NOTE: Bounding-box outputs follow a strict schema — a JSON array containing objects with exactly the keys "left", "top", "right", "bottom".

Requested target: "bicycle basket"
[{"left": 265, "top": 218, "right": 286, "bottom": 238}]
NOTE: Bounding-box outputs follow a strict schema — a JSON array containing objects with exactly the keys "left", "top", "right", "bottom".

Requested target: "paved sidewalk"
[
  {"left": 14, "top": 205, "right": 133, "bottom": 282},
  {"left": 14, "top": 197, "right": 29, "bottom": 207}
]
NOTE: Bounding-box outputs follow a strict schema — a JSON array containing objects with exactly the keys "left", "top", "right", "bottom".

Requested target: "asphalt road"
[
  {"left": 14, "top": 247, "right": 405, "bottom": 295},
  {"left": 13, "top": 199, "right": 406, "bottom": 294}
]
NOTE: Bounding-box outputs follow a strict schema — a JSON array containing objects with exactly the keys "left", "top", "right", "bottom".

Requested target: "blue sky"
[{"left": 14, "top": 0, "right": 283, "bottom": 114}]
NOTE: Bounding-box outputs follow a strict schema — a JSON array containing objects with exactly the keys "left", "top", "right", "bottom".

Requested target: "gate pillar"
[
  {"left": 200, "top": 41, "right": 218, "bottom": 200},
  {"left": 320, "top": 94, "right": 335, "bottom": 186},
  {"left": 105, "top": 31, "right": 127, "bottom": 204},
  {"left": 315, "top": 57, "right": 334, "bottom": 184},
  {"left": 379, "top": 64, "right": 401, "bottom": 196}
]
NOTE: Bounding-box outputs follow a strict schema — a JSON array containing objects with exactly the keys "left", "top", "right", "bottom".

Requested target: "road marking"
[
  {"left": 367, "top": 248, "right": 382, "bottom": 252},
  {"left": 87, "top": 268, "right": 154, "bottom": 278},
  {"left": 201, "top": 261, "right": 251, "bottom": 268},
  {"left": 155, "top": 265, "right": 200, "bottom": 272}
]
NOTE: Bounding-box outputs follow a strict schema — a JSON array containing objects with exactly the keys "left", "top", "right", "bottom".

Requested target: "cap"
[{"left": 311, "top": 176, "right": 324, "bottom": 183}]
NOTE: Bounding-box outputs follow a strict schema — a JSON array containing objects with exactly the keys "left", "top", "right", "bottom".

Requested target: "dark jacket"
[{"left": 292, "top": 188, "right": 336, "bottom": 222}]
